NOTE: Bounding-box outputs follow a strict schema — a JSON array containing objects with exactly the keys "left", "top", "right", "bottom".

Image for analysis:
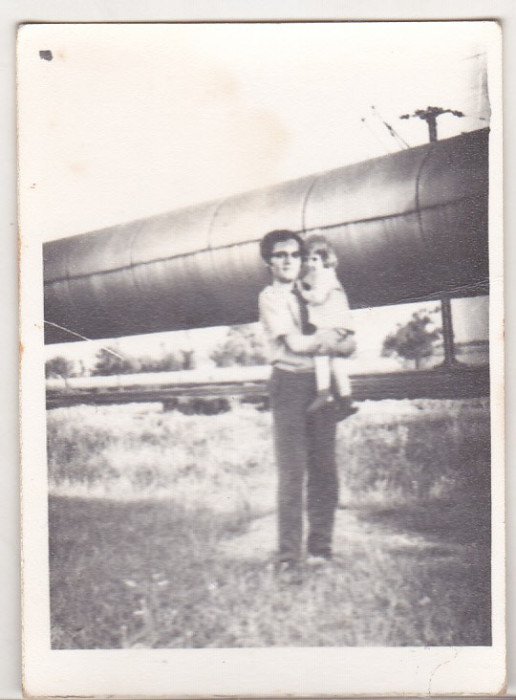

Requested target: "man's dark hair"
[{"left": 259, "top": 229, "right": 305, "bottom": 263}]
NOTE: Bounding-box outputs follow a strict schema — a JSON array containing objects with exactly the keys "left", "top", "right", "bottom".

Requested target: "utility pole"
[
  {"left": 400, "top": 106, "right": 465, "bottom": 368},
  {"left": 400, "top": 106, "right": 464, "bottom": 143}
]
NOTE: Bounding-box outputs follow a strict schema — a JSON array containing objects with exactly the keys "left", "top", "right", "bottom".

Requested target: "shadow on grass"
[
  {"left": 352, "top": 490, "right": 491, "bottom": 647},
  {"left": 360, "top": 496, "right": 491, "bottom": 547},
  {"left": 48, "top": 495, "right": 251, "bottom": 649},
  {"left": 49, "top": 490, "right": 492, "bottom": 649}
]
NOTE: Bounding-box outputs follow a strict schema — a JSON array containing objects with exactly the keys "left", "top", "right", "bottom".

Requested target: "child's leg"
[
  {"left": 314, "top": 355, "right": 331, "bottom": 392},
  {"left": 331, "top": 357, "right": 351, "bottom": 397},
  {"left": 331, "top": 357, "right": 359, "bottom": 421},
  {"left": 307, "top": 356, "right": 333, "bottom": 413}
]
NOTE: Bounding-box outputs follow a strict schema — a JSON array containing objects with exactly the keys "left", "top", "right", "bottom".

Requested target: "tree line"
[{"left": 46, "top": 307, "right": 443, "bottom": 379}]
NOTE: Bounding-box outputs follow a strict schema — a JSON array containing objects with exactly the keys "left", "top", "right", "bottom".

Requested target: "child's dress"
[{"left": 299, "top": 267, "right": 355, "bottom": 397}]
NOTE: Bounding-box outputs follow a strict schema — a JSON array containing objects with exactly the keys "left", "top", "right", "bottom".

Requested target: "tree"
[
  {"left": 382, "top": 308, "right": 442, "bottom": 370},
  {"left": 91, "top": 347, "right": 194, "bottom": 376},
  {"left": 91, "top": 348, "right": 136, "bottom": 376},
  {"left": 210, "top": 324, "right": 268, "bottom": 367},
  {"left": 45, "top": 355, "right": 76, "bottom": 379},
  {"left": 136, "top": 351, "right": 194, "bottom": 373}
]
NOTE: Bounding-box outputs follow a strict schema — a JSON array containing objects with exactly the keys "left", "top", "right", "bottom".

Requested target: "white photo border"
[{"left": 16, "top": 13, "right": 507, "bottom": 700}]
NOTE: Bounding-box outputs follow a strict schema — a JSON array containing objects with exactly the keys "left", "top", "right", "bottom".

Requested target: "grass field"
[{"left": 47, "top": 398, "right": 491, "bottom": 648}]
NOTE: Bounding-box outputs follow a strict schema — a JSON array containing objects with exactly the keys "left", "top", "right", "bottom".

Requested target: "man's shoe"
[
  {"left": 306, "top": 554, "right": 332, "bottom": 568},
  {"left": 274, "top": 560, "right": 303, "bottom": 585},
  {"left": 306, "top": 547, "right": 332, "bottom": 564}
]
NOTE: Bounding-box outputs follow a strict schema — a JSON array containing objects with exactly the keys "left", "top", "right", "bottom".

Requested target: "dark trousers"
[{"left": 269, "top": 367, "right": 338, "bottom": 563}]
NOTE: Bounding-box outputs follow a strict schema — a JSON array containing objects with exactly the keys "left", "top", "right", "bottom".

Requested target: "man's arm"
[
  {"left": 282, "top": 332, "right": 321, "bottom": 354},
  {"left": 259, "top": 288, "right": 343, "bottom": 357},
  {"left": 283, "top": 328, "right": 343, "bottom": 355}
]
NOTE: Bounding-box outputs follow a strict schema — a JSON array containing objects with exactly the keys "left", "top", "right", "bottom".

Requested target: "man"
[{"left": 258, "top": 229, "right": 348, "bottom": 579}]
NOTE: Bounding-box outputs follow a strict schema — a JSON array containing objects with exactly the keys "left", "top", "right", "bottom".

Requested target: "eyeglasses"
[{"left": 270, "top": 251, "right": 301, "bottom": 260}]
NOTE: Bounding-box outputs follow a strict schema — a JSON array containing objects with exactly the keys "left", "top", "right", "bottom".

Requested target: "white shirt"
[{"left": 258, "top": 285, "right": 315, "bottom": 372}]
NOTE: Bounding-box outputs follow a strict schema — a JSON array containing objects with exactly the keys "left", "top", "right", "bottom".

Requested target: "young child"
[{"left": 298, "top": 233, "right": 358, "bottom": 420}]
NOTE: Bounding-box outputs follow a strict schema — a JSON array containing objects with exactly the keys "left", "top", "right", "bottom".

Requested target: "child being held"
[{"left": 298, "top": 233, "right": 358, "bottom": 421}]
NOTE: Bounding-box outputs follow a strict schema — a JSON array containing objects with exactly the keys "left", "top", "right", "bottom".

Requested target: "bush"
[
  {"left": 46, "top": 398, "right": 490, "bottom": 509},
  {"left": 45, "top": 356, "right": 76, "bottom": 379},
  {"left": 92, "top": 348, "right": 194, "bottom": 376},
  {"left": 211, "top": 324, "right": 268, "bottom": 367},
  {"left": 162, "top": 397, "right": 231, "bottom": 415},
  {"left": 336, "top": 398, "right": 490, "bottom": 505}
]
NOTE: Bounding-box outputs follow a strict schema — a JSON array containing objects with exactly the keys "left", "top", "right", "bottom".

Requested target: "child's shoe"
[
  {"left": 335, "top": 397, "right": 358, "bottom": 422},
  {"left": 307, "top": 389, "right": 334, "bottom": 414}
]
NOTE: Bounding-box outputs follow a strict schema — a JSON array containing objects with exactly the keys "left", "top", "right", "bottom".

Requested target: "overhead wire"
[{"left": 44, "top": 320, "right": 127, "bottom": 361}]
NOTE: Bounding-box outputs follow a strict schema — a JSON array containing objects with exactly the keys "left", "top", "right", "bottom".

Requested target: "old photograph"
[{"left": 18, "top": 20, "right": 504, "bottom": 697}]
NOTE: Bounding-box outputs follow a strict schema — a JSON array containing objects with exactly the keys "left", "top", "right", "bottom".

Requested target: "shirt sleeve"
[{"left": 259, "top": 289, "right": 298, "bottom": 341}]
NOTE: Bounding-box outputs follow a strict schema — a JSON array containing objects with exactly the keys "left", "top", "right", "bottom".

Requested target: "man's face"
[{"left": 268, "top": 239, "right": 302, "bottom": 283}]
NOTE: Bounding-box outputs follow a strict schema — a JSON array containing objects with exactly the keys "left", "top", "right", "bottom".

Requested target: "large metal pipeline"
[{"left": 44, "top": 128, "right": 489, "bottom": 344}]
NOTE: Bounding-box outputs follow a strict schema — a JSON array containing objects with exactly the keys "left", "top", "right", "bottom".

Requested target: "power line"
[
  {"left": 371, "top": 106, "right": 410, "bottom": 149},
  {"left": 44, "top": 320, "right": 127, "bottom": 361}
]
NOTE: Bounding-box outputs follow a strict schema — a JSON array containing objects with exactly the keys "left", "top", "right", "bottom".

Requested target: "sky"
[{"left": 16, "top": 21, "right": 496, "bottom": 367}]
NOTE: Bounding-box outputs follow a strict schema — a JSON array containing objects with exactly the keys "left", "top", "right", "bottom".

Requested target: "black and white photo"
[{"left": 18, "top": 20, "right": 504, "bottom": 697}]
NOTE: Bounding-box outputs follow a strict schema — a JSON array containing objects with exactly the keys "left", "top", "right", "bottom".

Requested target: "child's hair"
[{"left": 304, "top": 233, "right": 338, "bottom": 269}]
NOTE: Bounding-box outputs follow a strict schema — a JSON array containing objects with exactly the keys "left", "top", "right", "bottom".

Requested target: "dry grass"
[
  {"left": 47, "top": 398, "right": 491, "bottom": 649},
  {"left": 48, "top": 403, "right": 275, "bottom": 513}
]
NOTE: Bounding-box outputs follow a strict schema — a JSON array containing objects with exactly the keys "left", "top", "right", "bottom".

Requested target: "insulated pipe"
[{"left": 44, "top": 128, "right": 489, "bottom": 344}]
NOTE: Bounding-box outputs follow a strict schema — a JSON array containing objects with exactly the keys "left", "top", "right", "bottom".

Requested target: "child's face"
[{"left": 304, "top": 251, "right": 325, "bottom": 273}]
